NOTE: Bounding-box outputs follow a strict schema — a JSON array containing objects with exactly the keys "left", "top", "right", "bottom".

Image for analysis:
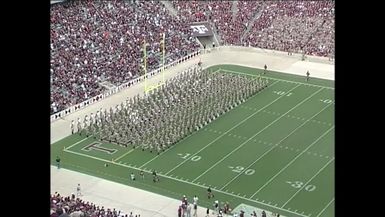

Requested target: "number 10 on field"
[{"left": 177, "top": 153, "right": 201, "bottom": 161}]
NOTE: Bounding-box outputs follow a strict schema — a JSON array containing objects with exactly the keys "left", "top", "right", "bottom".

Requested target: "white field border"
[
  {"left": 219, "top": 69, "right": 334, "bottom": 90},
  {"left": 59, "top": 69, "right": 334, "bottom": 217}
]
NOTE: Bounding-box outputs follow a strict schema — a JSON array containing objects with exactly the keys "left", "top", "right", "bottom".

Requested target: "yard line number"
[
  {"left": 320, "top": 99, "right": 333, "bottom": 104},
  {"left": 178, "top": 153, "right": 202, "bottom": 161},
  {"left": 229, "top": 166, "right": 255, "bottom": 175},
  {"left": 286, "top": 181, "right": 316, "bottom": 191},
  {"left": 273, "top": 91, "right": 293, "bottom": 96}
]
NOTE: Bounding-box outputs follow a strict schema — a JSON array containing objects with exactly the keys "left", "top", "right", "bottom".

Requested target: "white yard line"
[
  {"left": 249, "top": 125, "right": 334, "bottom": 198},
  {"left": 222, "top": 122, "right": 333, "bottom": 191},
  {"left": 281, "top": 157, "right": 335, "bottom": 208},
  {"left": 220, "top": 69, "right": 334, "bottom": 90},
  {"left": 164, "top": 82, "right": 299, "bottom": 176},
  {"left": 64, "top": 137, "right": 89, "bottom": 150},
  {"left": 63, "top": 148, "right": 309, "bottom": 217},
  {"left": 138, "top": 129, "right": 197, "bottom": 169},
  {"left": 114, "top": 149, "right": 135, "bottom": 162},
  {"left": 192, "top": 87, "right": 325, "bottom": 182},
  {"left": 315, "top": 198, "right": 335, "bottom": 217}
]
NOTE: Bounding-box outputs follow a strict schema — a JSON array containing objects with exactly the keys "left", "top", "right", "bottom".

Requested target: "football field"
[{"left": 51, "top": 64, "right": 334, "bottom": 217}]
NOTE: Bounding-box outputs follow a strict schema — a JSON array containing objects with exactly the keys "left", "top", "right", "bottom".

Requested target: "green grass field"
[{"left": 51, "top": 64, "right": 334, "bottom": 217}]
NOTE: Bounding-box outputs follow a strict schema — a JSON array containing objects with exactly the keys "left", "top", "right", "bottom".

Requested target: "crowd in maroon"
[
  {"left": 243, "top": 1, "right": 335, "bottom": 57},
  {"left": 51, "top": 0, "right": 199, "bottom": 114},
  {"left": 51, "top": 1, "right": 334, "bottom": 115},
  {"left": 50, "top": 192, "right": 140, "bottom": 217}
]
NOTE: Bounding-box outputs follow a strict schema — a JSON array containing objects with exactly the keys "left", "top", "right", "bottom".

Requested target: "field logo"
[{"left": 82, "top": 142, "right": 117, "bottom": 154}]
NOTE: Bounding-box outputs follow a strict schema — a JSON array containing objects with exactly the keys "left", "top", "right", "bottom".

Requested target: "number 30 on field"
[{"left": 286, "top": 181, "right": 316, "bottom": 191}]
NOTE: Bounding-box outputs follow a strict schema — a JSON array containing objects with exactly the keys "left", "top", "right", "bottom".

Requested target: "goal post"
[{"left": 144, "top": 33, "right": 166, "bottom": 94}]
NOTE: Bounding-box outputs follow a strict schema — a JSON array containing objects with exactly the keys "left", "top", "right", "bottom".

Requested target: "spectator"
[
  {"left": 76, "top": 184, "right": 82, "bottom": 197},
  {"left": 56, "top": 156, "right": 61, "bottom": 169},
  {"left": 262, "top": 210, "right": 266, "bottom": 217}
]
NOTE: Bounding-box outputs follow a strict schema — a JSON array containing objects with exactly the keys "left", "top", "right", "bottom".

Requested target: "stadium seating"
[
  {"left": 50, "top": 192, "right": 140, "bottom": 217},
  {"left": 50, "top": 0, "right": 334, "bottom": 115},
  {"left": 50, "top": 1, "right": 200, "bottom": 114},
  {"left": 243, "top": 1, "right": 335, "bottom": 57}
]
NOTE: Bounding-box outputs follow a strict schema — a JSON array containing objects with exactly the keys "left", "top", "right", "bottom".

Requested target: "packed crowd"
[
  {"left": 218, "top": 1, "right": 263, "bottom": 46},
  {"left": 50, "top": 192, "right": 140, "bottom": 217},
  {"left": 51, "top": 0, "right": 199, "bottom": 114},
  {"left": 242, "top": 1, "right": 335, "bottom": 56},
  {"left": 172, "top": 0, "right": 212, "bottom": 23},
  {"left": 172, "top": 0, "right": 334, "bottom": 56},
  {"left": 173, "top": 0, "right": 251, "bottom": 46},
  {"left": 73, "top": 67, "right": 267, "bottom": 153},
  {"left": 51, "top": 1, "right": 334, "bottom": 115}
]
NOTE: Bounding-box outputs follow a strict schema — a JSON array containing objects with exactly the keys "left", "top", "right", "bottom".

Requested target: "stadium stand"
[
  {"left": 50, "top": 192, "right": 140, "bottom": 217},
  {"left": 51, "top": 0, "right": 334, "bottom": 117},
  {"left": 243, "top": 1, "right": 335, "bottom": 56},
  {"left": 51, "top": 0, "right": 200, "bottom": 114}
]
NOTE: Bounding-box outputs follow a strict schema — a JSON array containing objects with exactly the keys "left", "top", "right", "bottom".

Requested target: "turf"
[{"left": 51, "top": 64, "right": 334, "bottom": 217}]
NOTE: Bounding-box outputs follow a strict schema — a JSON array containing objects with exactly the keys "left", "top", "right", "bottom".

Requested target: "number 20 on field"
[
  {"left": 273, "top": 90, "right": 293, "bottom": 96},
  {"left": 228, "top": 166, "right": 255, "bottom": 175}
]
